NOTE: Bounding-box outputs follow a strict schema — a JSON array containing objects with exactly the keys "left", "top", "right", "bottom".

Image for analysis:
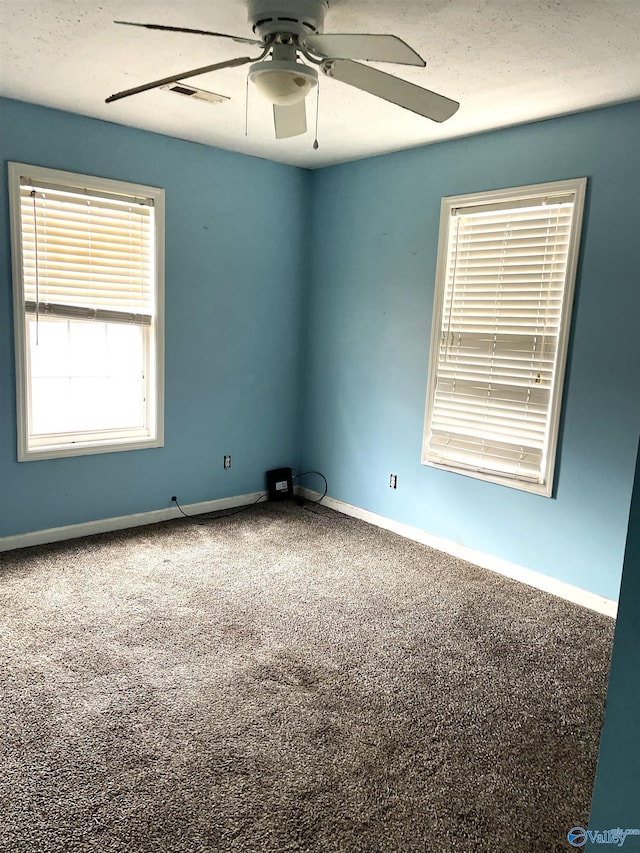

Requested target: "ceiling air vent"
[{"left": 161, "top": 84, "right": 229, "bottom": 105}]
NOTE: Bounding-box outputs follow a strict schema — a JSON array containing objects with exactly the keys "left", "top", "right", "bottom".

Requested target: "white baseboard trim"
[
  {"left": 299, "top": 488, "right": 618, "bottom": 619},
  {"left": 2, "top": 488, "right": 617, "bottom": 618},
  {"left": 0, "top": 492, "right": 265, "bottom": 553}
]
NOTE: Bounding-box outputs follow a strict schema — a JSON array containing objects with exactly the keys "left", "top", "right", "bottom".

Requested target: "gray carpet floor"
[{"left": 0, "top": 501, "right": 614, "bottom": 853}]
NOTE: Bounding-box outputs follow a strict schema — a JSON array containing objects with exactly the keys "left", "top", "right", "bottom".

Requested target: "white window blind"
[
  {"left": 423, "top": 179, "right": 586, "bottom": 495},
  {"left": 19, "top": 180, "right": 154, "bottom": 325},
  {"left": 9, "top": 162, "right": 165, "bottom": 462}
]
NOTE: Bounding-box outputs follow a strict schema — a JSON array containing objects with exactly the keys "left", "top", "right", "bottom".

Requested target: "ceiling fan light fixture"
[{"left": 249, "top": 60, "right": 318, "bottom": 105}]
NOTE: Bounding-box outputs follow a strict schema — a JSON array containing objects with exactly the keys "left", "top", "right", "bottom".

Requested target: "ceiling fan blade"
[
  {"left": 273, "top": 102, "right": 307, "bottom": 138},
  {"left": 322, "top": 60, "right": 459, "bottom": 122},
  {"left": 106, "top": 57, "right": 252, "bottom": 103},
  {"left": 303, "top": 34, "right": 424, "bottom": 67},
  {"left": 114, "top": 20, "right": 262, "bottom": 47}
]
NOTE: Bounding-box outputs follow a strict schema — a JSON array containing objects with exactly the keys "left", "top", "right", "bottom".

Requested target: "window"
[
  {"left": 422, "top": 178, "right": 586, "bottom": 496},
  {"left": 9, "top": 163, "right": 164, "bottom": 460}
]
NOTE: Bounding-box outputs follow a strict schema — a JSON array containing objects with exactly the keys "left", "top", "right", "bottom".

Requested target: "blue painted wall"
[
  {"left": 302, "top": 100, "right": 640, "bottom": 601},
  {"left": 2, "top": 96, "right": 639, "bottom": 604},
  {"left": 589, "top": 435, "right": 640, "bottom": 844},
  {"left": 0, "top": 98, "right": 309, "bottom": 536}
]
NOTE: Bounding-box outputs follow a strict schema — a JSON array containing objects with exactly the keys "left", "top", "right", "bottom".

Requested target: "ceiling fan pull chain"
[
  {"left": 245, "top": 72, "right": 250, "bottom": 136},
  {"left": 313, "top": 78, "right": 320, "bottom": 150}
]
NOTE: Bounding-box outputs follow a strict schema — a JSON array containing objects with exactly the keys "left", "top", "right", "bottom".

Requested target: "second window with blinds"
[
  {"left": 422, "top": 178, "right": 586, "bottom": 496},
  {"left": 9, "top": 163, "right": 165, "bottom": 461}
]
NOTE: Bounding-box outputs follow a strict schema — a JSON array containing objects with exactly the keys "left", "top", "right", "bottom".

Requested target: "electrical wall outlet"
[
  {"left": 390, "top": 474, "right": 397, "bottom": 489},
  {"left": 224, "top": 455, "right": 231, "bottom": 469}
]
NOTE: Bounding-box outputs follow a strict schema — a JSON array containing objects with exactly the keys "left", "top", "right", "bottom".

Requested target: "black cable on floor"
[
  {"left": 172, "top": 492, "right": 269, "bottom": 525},
  {"left": 292, "top": 470, "right": 328, "bottom": 505},
  {"left": 172, "top": 468, "right": 328, "bottom": 524}
]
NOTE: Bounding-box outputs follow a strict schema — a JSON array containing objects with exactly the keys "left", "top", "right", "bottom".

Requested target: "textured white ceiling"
[{"left": 1, "top": 0, "right": 639, "bottom": 169}]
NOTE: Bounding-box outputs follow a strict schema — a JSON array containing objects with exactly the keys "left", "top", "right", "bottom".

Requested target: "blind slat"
[{"left": 24, "top": 301, "right": 151, "bottom": 326}]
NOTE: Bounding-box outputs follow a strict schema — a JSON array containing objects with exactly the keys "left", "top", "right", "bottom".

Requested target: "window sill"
[{"left": 19, "top": 435, "right": 164, "bottom": 462}]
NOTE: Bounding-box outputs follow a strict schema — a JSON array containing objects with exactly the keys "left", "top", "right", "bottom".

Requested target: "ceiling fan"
[{"left": 106, "top": 0, "right": 459, "bottom": 140}]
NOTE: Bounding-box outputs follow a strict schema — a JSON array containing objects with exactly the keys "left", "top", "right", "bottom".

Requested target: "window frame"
[
  {"left": 422, "top": 177, "right": 587, "bottom": 497},
  {"left": 8, "top": 162, "right": 165, "bottom": 462}
]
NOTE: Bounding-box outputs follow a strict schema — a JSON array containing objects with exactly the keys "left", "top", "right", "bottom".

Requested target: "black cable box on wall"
[{"left": 266, "top": 467, "right": 294, "bottom": 501}]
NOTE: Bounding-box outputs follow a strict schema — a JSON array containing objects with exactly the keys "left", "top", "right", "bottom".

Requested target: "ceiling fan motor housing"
[{"left": 248, "top": 0, "right": 329, "bottom": 41}]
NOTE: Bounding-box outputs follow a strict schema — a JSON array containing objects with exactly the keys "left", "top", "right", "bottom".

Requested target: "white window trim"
[
  {"left": 422, "top": 178, "right": 587, "bottom": 497},
  {"left": 8, "top": 162, "right": 165, "bottom": 461}
]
